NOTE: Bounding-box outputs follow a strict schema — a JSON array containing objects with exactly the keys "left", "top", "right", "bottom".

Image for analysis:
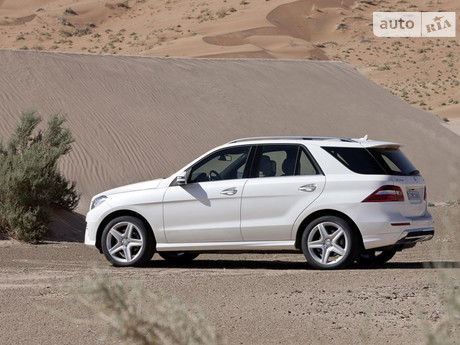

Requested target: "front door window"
[{"left": 189, "top": 146, "right": 250, "bottom": 183}]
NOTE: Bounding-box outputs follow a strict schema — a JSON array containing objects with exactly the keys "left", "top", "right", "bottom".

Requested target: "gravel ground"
[{"left": 0, "top": 206, "right": 458, "bottom": 345}]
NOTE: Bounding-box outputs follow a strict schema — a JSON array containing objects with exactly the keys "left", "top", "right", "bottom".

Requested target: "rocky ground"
[{"left": 0, "top": 205, "right": 458, "bottom": 345}]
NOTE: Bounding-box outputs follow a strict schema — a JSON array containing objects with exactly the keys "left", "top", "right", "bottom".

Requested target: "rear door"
[{"left": 240, "top": 144, "right": 325, "bottom": 241}]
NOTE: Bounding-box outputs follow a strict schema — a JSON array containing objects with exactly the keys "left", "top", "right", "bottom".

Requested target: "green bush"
[{"left": 0, "top": 110, "right": 79, "bottom": 242}]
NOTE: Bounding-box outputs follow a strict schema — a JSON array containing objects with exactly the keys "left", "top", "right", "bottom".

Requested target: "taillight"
[{"left": 362, "top": 185, "right": 405, "bottom": 202}]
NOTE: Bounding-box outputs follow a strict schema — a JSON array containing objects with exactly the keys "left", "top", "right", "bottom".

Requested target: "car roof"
[{"left": 226, "top": 136, "right": 400, "bottom": 148}]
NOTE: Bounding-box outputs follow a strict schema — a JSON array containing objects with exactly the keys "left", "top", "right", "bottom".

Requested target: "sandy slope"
[
  {"left": 0, "top": 0, "right": 458, "bottom": 125},
  {"left": 0, "top": 50, "right": 459, "bottom": 213}
]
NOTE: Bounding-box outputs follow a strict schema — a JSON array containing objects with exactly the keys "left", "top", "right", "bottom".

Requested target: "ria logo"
[
  {"left": 425, "top": 15, "right": 453, "bottom": 34},
  {"left": 373, "top": 12, "right": 456, "bottom": 37}
]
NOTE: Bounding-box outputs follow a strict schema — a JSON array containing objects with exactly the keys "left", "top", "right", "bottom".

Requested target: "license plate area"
[{"left": 407, "top": 188, "right": 422, "bottom": 202}]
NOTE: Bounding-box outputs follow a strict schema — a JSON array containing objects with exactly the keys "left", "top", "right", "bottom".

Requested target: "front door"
[{"left": 163, "top": 146, "right": 251, "bottom": 243}]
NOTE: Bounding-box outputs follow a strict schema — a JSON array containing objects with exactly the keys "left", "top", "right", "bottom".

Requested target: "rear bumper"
[
  {"left": 360, "top": 213, "right": 434, "bottom": 250},
  {"left": 396, "top": 227, "right": 434, "bottom": 244}
]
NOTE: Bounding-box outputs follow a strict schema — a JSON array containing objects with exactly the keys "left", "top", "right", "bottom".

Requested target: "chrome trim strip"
[
  {"left": 397, "top": 227, "right": 434, "bottom": 244},
  {"left": 229, "top": 136, "right": 358, "bottom": 144},
  {"left": 156, "top": 241, "right": 296, "bottom": 252}
]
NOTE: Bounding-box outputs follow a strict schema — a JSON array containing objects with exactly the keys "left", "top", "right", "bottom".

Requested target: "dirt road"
[{"left": 0, "top": 206, "right": 458, "bottom": 345}]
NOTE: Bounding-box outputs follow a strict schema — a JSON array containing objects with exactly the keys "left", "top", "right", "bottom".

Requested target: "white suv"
[{"left": 85, "top": 136, "right": 434, "bottom": 269}]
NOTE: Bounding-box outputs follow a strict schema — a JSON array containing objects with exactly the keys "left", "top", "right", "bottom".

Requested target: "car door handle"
[
  {"left": 221, "top": 187, "right": 237, "bottom": 195},
  {"left": 299, "top": 184, "right": 317, "bottom": 192}
]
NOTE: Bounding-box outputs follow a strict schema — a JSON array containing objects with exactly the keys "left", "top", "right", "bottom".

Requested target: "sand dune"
[
  {"left": 0, "top": 50, "right": 459, "bottom": 214},
  {"left": 0, "top": 0, "right": 458, "bottom": 126}
]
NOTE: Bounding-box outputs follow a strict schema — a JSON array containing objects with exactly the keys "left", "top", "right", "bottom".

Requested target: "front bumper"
[{"left": 84, "top": 220, "right": 98, "bottom": 246}]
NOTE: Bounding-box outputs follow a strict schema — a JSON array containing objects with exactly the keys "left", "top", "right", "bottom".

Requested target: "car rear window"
[
  {"left": 368, "top": 148, "right": 419, "bottom": 176},
  {"left": 323, "top": 147, "right": 419, "bottom": 176}
]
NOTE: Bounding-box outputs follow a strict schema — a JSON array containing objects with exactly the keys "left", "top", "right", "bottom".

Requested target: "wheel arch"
[
  {"left": 294, "top": 209, "right": 364, "bottom": 250},
  {"left": 95, "top": 210, "right": 155, "bottom": 253}
]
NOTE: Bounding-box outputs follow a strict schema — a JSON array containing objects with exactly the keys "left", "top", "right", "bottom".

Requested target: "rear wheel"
[
  {"left": 301, "top": 216, "right": 359, "bottom": 270},
  {"left": 158, "top": 252, "right": 199, "bottom": 263},
  {"left": 101, "top": 216, "right": 155, "bottom": 267},
  {"left": 357, "top": 249, "right": 397, "bottom": 266}
]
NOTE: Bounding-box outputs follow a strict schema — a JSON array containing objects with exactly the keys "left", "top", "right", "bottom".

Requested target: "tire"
[
  {"left": 158, "top": 252, "right": 199, "bottom": 263},
  {"left": 356, "top": 249, "right": 397, "bottom": 266},
  {"left": 301, "top": 216, "right": 359, "bottom": 270},
  {"left": 101, "top": 216, "right": 155, "bottom": 267}
]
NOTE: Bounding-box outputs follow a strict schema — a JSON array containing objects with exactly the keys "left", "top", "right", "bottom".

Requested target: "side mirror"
[
  {"left": 176, "top": 172, "right": 187, "bottom": 186},
  {"left": 218, "top": 154, "right": 232, "bottom": 161}
]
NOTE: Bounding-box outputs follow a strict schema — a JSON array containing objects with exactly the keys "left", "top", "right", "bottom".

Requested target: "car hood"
[{"left": 103, "top": 178, "right": 164, "bottom": 196}]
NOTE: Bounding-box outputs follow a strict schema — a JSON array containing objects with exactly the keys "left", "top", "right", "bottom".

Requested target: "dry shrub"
[
  {"left": 0, "top": 111, "right": 79, "bottom": 242},
  {"left": 424, "top": 209, "right": 460, "bottom": 345},
  {"left": 77, "top": 277, "right": 224, "bottom": 345},
  {"left": 425, "top": 267, "right": 460, "bottom": 344}
]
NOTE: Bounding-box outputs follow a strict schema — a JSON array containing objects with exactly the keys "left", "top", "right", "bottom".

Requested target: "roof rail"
[{"left": 228, "top": 136, "right": 358, "bottom": 144}]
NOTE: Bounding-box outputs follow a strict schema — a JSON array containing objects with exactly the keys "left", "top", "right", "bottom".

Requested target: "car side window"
[
  {"left": 254, "top": 145, "right": 320, "bottom": 178},
  {"left": 256, "top": 145, "right": 299, "bottom": 177},
  {"left": 189, "top": 146, "right": 250, "bottom": 183},
  {"left": 297, "top": 148, "right": 320, "bottom": 175}
]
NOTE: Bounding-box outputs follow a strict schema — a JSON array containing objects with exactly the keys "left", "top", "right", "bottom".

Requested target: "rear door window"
[
  {"left": 253, "top": 145, "right": 321, "bottom": 178},
  {"left": 256, "top": 145, "right": 299, "bottom": 177},
  {"left": 297, "top": 149, "right": 319, "bottom": 175}
]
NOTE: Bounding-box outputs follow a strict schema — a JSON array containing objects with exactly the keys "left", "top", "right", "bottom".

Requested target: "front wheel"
[
  {"left": 101, "top": 216, "right": 155, "bottom": 267},
  {"left": 301, "top": 216, "right": 359, "bottom": 270},
  {"left": 158, "top": 252, "right": 199, "bottom": 263}
]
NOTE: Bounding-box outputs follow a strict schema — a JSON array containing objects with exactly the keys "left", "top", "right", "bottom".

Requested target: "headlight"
[{"left": 90, "top": 195, "right": 107, "bottom": 210}]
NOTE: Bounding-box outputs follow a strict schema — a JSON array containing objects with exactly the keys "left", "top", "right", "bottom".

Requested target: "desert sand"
[
  {"left": 0, "top": 0, "right": 459, "bottom": 344},
  {"left": 0, "top": 205, "right": 459, "bottom": 345},
  {"left": 0, "top": 0, "right": 458, "bottom": 125},
  {"left": 0, "top": 49, "right": 458, "bottom": 344}
]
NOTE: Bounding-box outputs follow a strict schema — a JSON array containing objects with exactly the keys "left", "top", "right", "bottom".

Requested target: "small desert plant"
[
  {"left": 0, "top": 111, "right": 79, "bottom": 242},
  {"left": 216, "top": 7, "right": 228, "bottom": 18},
  {"left": 59, "top": 29, "right": 73, "bottom": 37},
  {"left": 197, "top": 8, "right": 213, "bottom": 22},
  {"left": 377, "top": 63, "right": 391, "bottom": 71},
  {"left": 77, "top": 277, "right": 224, "bottom": 345},
  {"left": 64, "top": 7, "right": 78, "bottom": 15},
  {"left": 424, "top": 265, "right": 460, "bottom": 344},
  {"left": 73, "top": 27, "right": 92, "bottom": 36},
  {"left": 58, "top": 17, "right": 73, "bottom": 27},
  {"left": 59, "top": 27, "right": 92, "bottom": 37},
  {"left": 116, "top": 1, "right": 130, "bottom": 9}
]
